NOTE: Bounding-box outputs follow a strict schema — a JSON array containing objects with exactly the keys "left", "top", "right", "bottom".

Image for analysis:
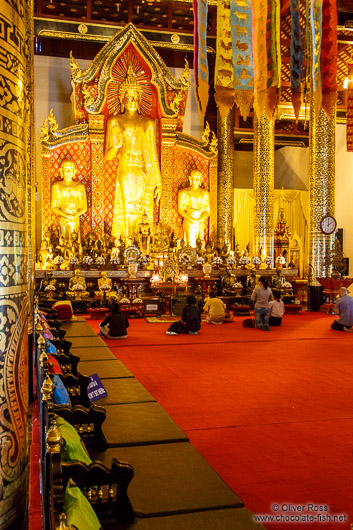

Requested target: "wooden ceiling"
[{"left": 34, "top": 0, "right": 353, "bottom": 149}]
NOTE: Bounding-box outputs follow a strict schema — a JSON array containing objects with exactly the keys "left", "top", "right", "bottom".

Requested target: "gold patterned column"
[
  {"left": 89, "top": 114, "right": 105, "bottom": 237},
  {"left": 0, "top": 1, "right": 31, "bottom": 527},
  {"left": 253, "top": 112, "right": 275, "bottom": 258},
  {"left": 217, "top": 106, "right": 234, "bottom": 245},
  {"left": 308, "top": 97, "right": 336, "bottom": 279}
]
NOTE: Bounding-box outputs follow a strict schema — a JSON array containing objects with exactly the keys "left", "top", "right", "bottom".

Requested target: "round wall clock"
[{"left": 320, "top": 215, "right": 337, "bottom": 234}]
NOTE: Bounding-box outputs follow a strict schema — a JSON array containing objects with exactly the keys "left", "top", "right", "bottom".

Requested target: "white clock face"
[{"left": 321, "top": 216, "right": 336, "bottom": 234}]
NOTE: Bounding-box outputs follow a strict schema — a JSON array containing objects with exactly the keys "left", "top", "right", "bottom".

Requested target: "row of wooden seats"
[
  {"left": 35, "top": 298, "right": 265, "bottom": 529},
  {"left": 36, "top": 300, "right": 135, "bottom": 529}
]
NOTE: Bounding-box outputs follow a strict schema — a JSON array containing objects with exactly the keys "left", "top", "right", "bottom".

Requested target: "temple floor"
[{"left": 31, "top": 310, "right": 353, "bottom": 529}]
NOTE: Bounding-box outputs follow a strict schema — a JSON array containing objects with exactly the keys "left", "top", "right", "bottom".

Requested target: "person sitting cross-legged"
[
  {"left": 203, "top": 290, "right": 226, "bottom": 325},
  {"left": 99, "top": 302, "right": 129, "bottom": 339},
  {"left": 331, "top": 287, "right": 353, "bottom": 333}
]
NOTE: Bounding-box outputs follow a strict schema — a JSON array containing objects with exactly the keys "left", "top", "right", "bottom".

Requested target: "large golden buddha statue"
[
  {"left": 51, "top": 159, "right": 87, "bottom": 243},
  {"left": 105, "top": 66, "right": 162, "bottom": 243},
  {"left": 177, "top": 169, "right": 211, "bottom": 248}
]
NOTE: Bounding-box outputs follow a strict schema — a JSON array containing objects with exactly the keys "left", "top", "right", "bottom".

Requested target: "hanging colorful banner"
[
  {"left": 310, "top": 0, "right": 323, "bottom": 113},
  {"left": 266, "top": 0, "right": 281, "bottom": 117},
  {"left": 193, "top": 0, "right": 198, "bottom": 83},
  {"left": 290, "top": 0, "right": 302, "bottom": 121},
  {"left": 252, "top": 0, "right": 267, "bottom": 119},
  {"left": 196, "top": 0, "right": 209, "bottom": 116},
  {"left": 346, "top": 64, "right": 353, "bottom": 152},
  {"left": 321, "top": 0, "right": 337, "bottom": 118},
  {"left": 230, "top": 0, "right": 254, "bottom": 120},
  {"left": 215, "top": 0, "right": 236, "bottom": 119}
]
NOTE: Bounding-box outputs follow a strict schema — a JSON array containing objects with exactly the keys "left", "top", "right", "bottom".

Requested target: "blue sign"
[{"left": 87, "top": 374, "right": 107, "bottom": 402}]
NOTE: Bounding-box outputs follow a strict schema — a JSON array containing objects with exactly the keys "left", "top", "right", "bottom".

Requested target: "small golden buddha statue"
[
  {"left": 221, "top": 267, "right": 239, "bottom": 295},
  {"left": 50, "top": 159, "right": 87, "bottom": 244},
  {"left": 82, "top": 231, "right": 97, "bottom": 258},
  {"left": 272, "top": 267, "right": 285, "bottom": 290},
  {"left": 105, "top": 66, "right": 162, "bottom": 242},
  {"left": 94, "top": 270, "right": 112, "bottom": 300},
  {"left": 38, "top": 240, "right": 50, "bottom": 268},
  {"left": 221, "top": 241, "right": 231, "bottom": 263},
  {"left": 68, "top": 231, "right": 82, "bottom": 260},
  {"left": 55, "top": 235, "right": 68, "bottom": 259},
  {"left": 67, "top": 269, "right": 89, "bottom": 299},
  {"left": 204, "top": 241, "right": 214, "bottom": 264},
  {"left": 177, "top": 169, "right": 211, "bottom": 248},
  {"left": 247, "top": 270, "right": 258, "bottom": 292},
  {"left": 151, "top": 224, "right": 169, "bottom": 253},
  {"left": 138, "top": 212, "right": 152, "bottom": 254},
  {"left": 234, "top": 243, "right": 242, "bottom": 265},
  {"left": 101, "top": 233, "right": 112, "bottom": 259},
  {"left": 97, "top": 271, "right": 112, "bottom": 292}
]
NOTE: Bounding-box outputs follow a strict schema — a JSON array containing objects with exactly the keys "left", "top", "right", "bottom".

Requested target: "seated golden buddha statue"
[
  {"left": 247, "top": 270, "right": 258, "bottom": 292},
  {"left": 51, "top": 159, "right": 87, "bottom": 244},
  {"left": 67, "top": 269, "right": 89, "bottom": 299},
  {"left": 204, "top": 241, "right": 214, "bottom": 264},
  {"left": 221, "top": 267, "right": 239, "bottom": 295},
  {"left": 177, "top": 169, "right": 211, "bottom": 248},
  {"left": 221, "top": 241, "right": 231, "bottom": 263},
  {"left": 272, "top": 267, "right": 285, "bottom": 290},
  {"left": 151, "top": 223, "right": 169, "bottom": 253},
  {"left": 82, "top": 231, "right": 97, "bottom": 258},
  {"left": 68, "top": 231, "right": 82, "bottom": 260},
  {"left": 105, "top": 66, "right": 162, "bottom": 243},
  {"left": 55, "top": 235, "right": 69, "bottom": 260},
  {"left": 94, "top": 271, "right": 113, "bottom": 298}
]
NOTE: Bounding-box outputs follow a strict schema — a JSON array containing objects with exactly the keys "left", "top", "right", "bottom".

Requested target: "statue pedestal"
[
  {"left": 123, "top": 277, "right": 143, "bottom": 300},
  {"left": 195, "top": 277, "right": 218, "bottom": 296}
]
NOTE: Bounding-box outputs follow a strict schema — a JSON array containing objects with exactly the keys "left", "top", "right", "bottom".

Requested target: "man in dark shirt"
[
  {"left": 166, "top": 295, "right": 202, "bottom": 336},
  {"left": 181, "top": 295, "right": 202, "bottom": 334},
  {"left": 99, "top": 303, "right": 129, "bottom": 339}
]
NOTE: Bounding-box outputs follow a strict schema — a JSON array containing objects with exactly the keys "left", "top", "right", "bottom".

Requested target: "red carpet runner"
[{"left": 87, "top": 312, "right": 353, "bottom": 529}]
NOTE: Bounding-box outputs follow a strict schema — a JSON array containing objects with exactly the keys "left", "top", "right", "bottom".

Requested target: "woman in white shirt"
[{"left": 269, "top": 297, "right": 285, "bottom": 326}]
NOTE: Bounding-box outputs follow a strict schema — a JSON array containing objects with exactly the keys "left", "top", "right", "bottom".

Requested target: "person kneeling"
[
  {"left": 331, "top": 287, "right": 353, "bottom": 332},
  {"left": 269, "top": 297, "right": 285, "bottom": 326},
  {"left": 99, "top": 303, "right": 129, "bottom": 339}
]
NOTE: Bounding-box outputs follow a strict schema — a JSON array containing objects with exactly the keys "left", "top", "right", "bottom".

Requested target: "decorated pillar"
[
  {"left": 253, "top": 112, "right": 275, "bottom": 258},
  {"left": 308, "top": 100, "right": 336, "bottom": 280},
  {"left": 0, "top": 1, "right": 32, "bottom": 527},
  {"left": 217, "top": 106, "right": 235, "bottom": 245},
  {"left": 88, "top": 114, "right": 105, "bottom": 237}
]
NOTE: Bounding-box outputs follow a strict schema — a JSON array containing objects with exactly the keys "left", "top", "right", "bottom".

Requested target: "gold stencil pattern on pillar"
[{"left": 0, "top": 0, "right": 30, "bottom": 526}]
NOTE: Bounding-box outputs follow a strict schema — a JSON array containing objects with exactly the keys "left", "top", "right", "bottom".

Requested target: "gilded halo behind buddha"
[{"left": 39, "top": 24, "right": 217, "bottom": 264}]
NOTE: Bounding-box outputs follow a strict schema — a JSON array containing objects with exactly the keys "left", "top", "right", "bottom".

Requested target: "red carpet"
[{"left": 86, "top": 312, "right": 353, "bottom": 529}]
